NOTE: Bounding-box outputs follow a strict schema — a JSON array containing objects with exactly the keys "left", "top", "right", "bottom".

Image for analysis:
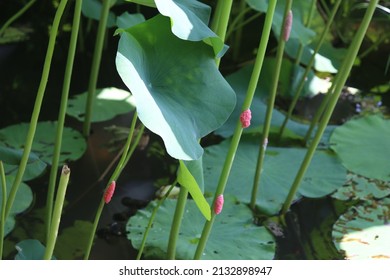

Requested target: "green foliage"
[
  {"left": 67, "top": 87, "right": 136, "bottom": 122},
  {"left": 203, "top": 138, "right": 347, "bottom": 215},
  {"left": 116, "top": 15, "right": 236, "bottom": 160},
  {"left": 330, "top": 115, "right": 390, "bottom": 181},
  {"left": 15, "top": 239, "right": 56, "bottom": 260},
  {"left": 0, "top": 122, "right": 87, "bottom": 165},
  {"left": 128, "top": 196, "right": 275, "bottom": 260}
]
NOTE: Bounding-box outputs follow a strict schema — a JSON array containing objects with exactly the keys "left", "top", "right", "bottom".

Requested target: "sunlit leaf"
[
  {"left": 116, "top": 15, "right": 236, "bottom": 160},
  {"left": 332, "top": 198, "right": 390, "bottom": 259},
  {"left": 67, "top": 87, "right": 136, "bottom": 122}
]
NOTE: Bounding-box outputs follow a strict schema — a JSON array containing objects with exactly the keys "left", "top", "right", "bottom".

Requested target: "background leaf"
[
  {"left": 127, "top": 196, "right": 275, "bottom": 259},
  {"left": 116, "top": 15, "right": 236, "bottom": 160},
  {"left": 0, "top": 122, "right": 87, "bottom": 165},
  {"left": 330, "top": 114, "right": 390, "bottom": 181},
  {"left": 67, "top": 87, "right": 136, "bottom": 123},
  {"left": 203, "top": 138, "right": 347, "bottom": 215},
  {"left": 332, "top": 198, "right": 390, "bottom": 259},
  {"left": 15, "top": 239, "right": 56, "bottom": 260}
]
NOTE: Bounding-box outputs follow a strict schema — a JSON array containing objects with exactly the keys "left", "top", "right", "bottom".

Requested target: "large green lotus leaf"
[
  {"left": 0, "top": 122, "right": 86, "bottom": 165},
  {"left": 2, "top": 176, "right": 33, "bottom": 236},
  {"left": 116, "top": 15, "right": 236, "bottom": 160},
  {"left": 116, "top": 12, "right": 145, "bottom": 29},
  {"left": 215, "top": 64, "right": 333, "bottom": 142},
  {"left": 332, "top": 198, "right": 390, "bottom": 259},
  {"left": 203, "top": 139, "right": 346, "bottom": 215},
  {"left": 15, "top": 239, "right": 56, "bottom": 260},
  {"left": 330, "top": 115, "right": 390, "bottom": 181},
  {"left": 127, "top": 196, "right": 275, "bottom": 259},
  {"left": 246, "top": 0, "right": 315, "bottom": 45},
  {"left": 155, "top": 0, "right": 225, "bottom": 57},
  {"left": 0, "top": 146, "right": 47, "bottom": 181},
  {"left": 67, "top": 87, "right": 136, "bottom": 122},
  {"left": 332, "top": 172, "right": 390, "bottom": 201}
]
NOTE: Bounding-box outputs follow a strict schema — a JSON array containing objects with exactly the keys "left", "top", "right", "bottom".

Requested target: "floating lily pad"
[
  {"left": 127, "top": 196, "right": 275, "bottom": 260},
  {"left": 15, "top": 239, "right": 56, "bottom": 260},
  {"left": 330, "top": 115, "right": 390, "bottom": 181},
  {"left": 116, "top": 15, "right": 236, "bottom": 160},
  {"left": 0, "top": 121, "right": 87, "bottom": 165},
  {"left": 2, "top": 176, "right": 33, "bottom": 236},
  {"left": 332, "top": 172, "right": 390, "bottom": 201},
  {"left": 203, "top": 139, "right": 346, "bottom": 215},
  {"left": 0, "top": 146, "right": 47, "bottom": 181},
  {"left": 332, "top": 198, "right": 390, "bottom": 259},
  {"left": 67, "top": 87, "right": 136, "bottom": 122},
  {"left": 155, "top": 0, "right": 225, "bottom": 56}
]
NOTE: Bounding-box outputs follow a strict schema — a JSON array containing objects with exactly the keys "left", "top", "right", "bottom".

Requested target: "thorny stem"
[
  {"left": 281, "top": 0, "right": 379, "bottom": 216},
  {"left": 194, "top": 0, "right": 278, "bottom": 259}
]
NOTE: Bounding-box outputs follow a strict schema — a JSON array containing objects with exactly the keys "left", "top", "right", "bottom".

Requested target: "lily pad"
[
  {"left": 2, "top": 176, "right": 33, "bottom": 236},
  {"left": 0, "top": 146, "right": 47, "bottom": 181},
  {"left": 15, "top": 239, "right": 56, "bottom": 260},
  {"left": 203, "top": 138, "right": 347, "bottom": 215},
  {"left": 330, "top": 114, "right": 390, "bottom": 181},
  {"left": 332, "top": 172, "right": 390, "bottom": 201},
  {"left": 155, "top": 0, "right": 225, "bottom": 56},
  {"left": 127, "top": 196, "right": 275, "bottom": 259},
  {"left": 116, "top": 15, "right": 236, "bottom": 160},
  {"left": 332, "top": 198, "right": 390, "bottom": 259},
  {"left": 67, "top": 87, "right": 136, "bottom": 122},
  {"left": 0, "top": 121, "right": 87, "bottom": 165}
]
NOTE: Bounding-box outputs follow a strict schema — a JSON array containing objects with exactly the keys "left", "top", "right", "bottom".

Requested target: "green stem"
[
  {"left": 167, "top": 187, "right": 188, "bottom": 259},
  {"left": 83, "top": 0, "right": 111, "bottom": 136},
  {"left": 84, "top": 113, "right": 143, "bottom": 259},
  {"left": 45, "top": 0, "right": 82, "bottom": 243},
  {"left": 250, "top": 0, "right": 292, "bottom": 210},
  {"left": 136, "top": 183, "right": 177, "bottom": 260},
  {"left": 3, "top": 0, "right": 68, "bottom": 222},
  {"left": 194, "top": 0, "right": 278, "bottom": 259},
  {"left": 43, "top": 165, "right": 71, "bottom": 260},
  {"left": 279, "top": 0, "right": 342, "bottom": 139},
  {"left": 0, "top": 161, "right": 6, "bottom": 260},
  {"left": 212, "top": 0, "right": 233, "bottom": 67},
  {"left": 231, "top": 0, "right": 248, "bottom": 60},
  {"left": 0, "top": 0, "right": 37, "bottom": 37},
  {"left": 281, "top": 0, "right": 379, "bottom": 215}
]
